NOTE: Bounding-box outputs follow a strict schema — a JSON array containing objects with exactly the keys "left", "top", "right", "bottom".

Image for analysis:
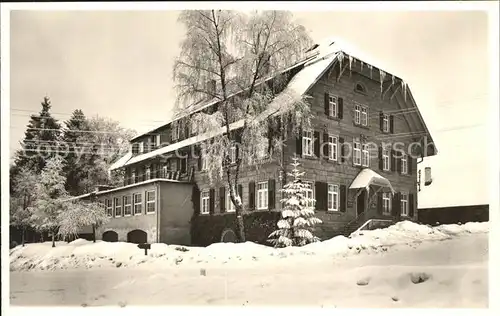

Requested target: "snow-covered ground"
[{"left": 9, "top": 221, "right": 489, "bottom": 307}]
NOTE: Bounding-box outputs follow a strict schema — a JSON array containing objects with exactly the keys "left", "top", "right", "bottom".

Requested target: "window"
[
  {"left": 355, "top": 104, "right": 368, "bottom": 126},
  {"left": 146, "top": 191, "right": 156, "bottom": 214},
  {"left": 156, "top": 134, "right": 161, "bottom": 147},
  {"left": 257, "top": 182, "right": 269, "bottom": 210},
  {"left": 145, "top": 166, "right": 151, "bottom": 180},
  {"left": 162, "top": 165, "right": 168, "bottom": 177},
  {"left": 124, "top": 196, "right": 132, "bottom": 216},
  {"left": 114, "top": 197, "right": 122, "bottom": 217},
  {"left": 401, "top": 153, "right": 408, "bottom": 174},
  {"left": 171, "top": 121, "right": 179, "bottom": 141},
  {"left": 361, "top": 107, "right": 368, "bottom": 126},
  {"left": 353, "top": 140, "right": 361, "bottom": 166},
  {"left": 256, "top": 140, "right": 269, "bottom": 160},
  {"left": 362, "top": 143, "right": 370, "bottom": 167},
  {"left": 355, "top": 83, "right": 366, "bottom": 93},
  {"left": 304, "top": 181, "right": 315, "bottom": 208},
  {"left": 383, "top": 148, "right": 390, "bottom": 171},
  {"left": 383, "top": 114, "right": 389, "bottom": 132},
  {"left": 201, "top": 150, "right": 208, "bottom": 171},
  {"left": 105, "top": 199, "right": 113, "bottom": 217},
  {"left": 229, "top": 145, "right": 237, "bottom": 164},
  {"left": 328, "top": 95, "right": 337, "bottom": 118},
  {"left": 401, "top": 193, "right": 409, "bottom": 216},
  {"left": 180, "top": 156, "right": 188, "bottom": 173},
  {"left": 133, "top": 193, "right": 142, "bottom": 215},
  {"left": 382, "top": 193, "right": 392, "bottom": 214},
  {"left": 138, "top": 142, "right": 144, "bottom": 154},
  {"left": 131, "top": 171, "right": 136, "bottom": 184},
  {"left": 327, "top": 184, "right": 339, "bottom": 211},
  {"left": 226, "top": 188, "right": 236, "bottom": 213},
  {"left": 302, "top": 130, "right": 314, "bottom": 156},
  {"left": 201, "top": 190, "right": 210, "bottom": 214},
  {"left": 328, "top": 135, "right": 338, "bottom": 161}
]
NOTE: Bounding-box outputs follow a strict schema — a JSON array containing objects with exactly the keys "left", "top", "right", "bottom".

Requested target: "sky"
[{"left": 8, "top": 9, "right": 493, "bottom": 208}]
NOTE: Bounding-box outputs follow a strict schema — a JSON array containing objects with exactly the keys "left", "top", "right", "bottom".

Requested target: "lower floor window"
[
  {"left": 226, "top": 189, "right": 236, "bottom": 212},
  {"left": 114, "top": 197, "right": 122, "bottom": 217},
  {"left": 124, "top": 196, "right": 132, "bottom": 216},
  {"left": 304, "top": 181, "right": 315, "bottom": 208},
  {"left": 146, "top": 191, "right": 156, "bottom": 214},
  {"left": 382, "top": 193, "right": 392, "bottom": 214},
  {"left": 327, "top": 184, "right": 339, "bottom": 211},
  {"left": 257, "top": 182, "right": 268, "bottom": 210},
  {"left": 105, "top": 199, "right": 112, "bottom": 217},
  {"left": 201, "top": 190, "right": 210, "bottom": 214},
  {"left": 401, "top": 193, "right": 408, "bottom": 216},
  {"left": 133, "top": 193, "right": 142, "bottom": 215}
]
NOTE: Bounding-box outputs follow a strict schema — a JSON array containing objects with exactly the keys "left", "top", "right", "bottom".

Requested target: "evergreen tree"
[
  {"left": 10, "top": 167, "right": 39, "bottom": 246},
  {"left": 31, "top": 156, "right": 69, "bottom": 247},
  {"left": 58, "top": 200, "right": 108, "bottom": 242},
  {"left": 61, "top": 109, "right": 88, "bottom": 195},
  {"left": 268, "top": 156, "right": 322, "bottom": 247},
  {"left": 14, "top": 97, "right": 62, "bottom": 174}
]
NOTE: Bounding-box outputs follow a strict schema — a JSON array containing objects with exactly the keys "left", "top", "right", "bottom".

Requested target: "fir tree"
[
  {"left": 14, "top": 96, "right": 62, "bottom": 174},
  {"left": 61, "top": 109, "right": 88, "bottom": 195},
  {"left": 268, "top": 156, "right": 322, "bottom": 247},
  {"left": 31, "top": 156, "right": 69, "bottom": 247}
]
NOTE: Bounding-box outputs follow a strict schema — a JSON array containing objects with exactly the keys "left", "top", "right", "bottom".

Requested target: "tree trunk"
[
  {"left": 21, "top": 227, "right": 26, "bottom": 247},
  {"left": 235, "top": 206, "right": 246, "bottom": 243},
  {"left": 92, "top": 224, "right": 96, "bottom": 243},
  {"left": 51, "top": 232, "right": 55, "bottom": 248}
]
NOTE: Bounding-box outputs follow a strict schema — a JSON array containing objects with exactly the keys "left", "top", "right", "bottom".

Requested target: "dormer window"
[{"left": 138, "top": 142, "right": 144, "bottom": 154}]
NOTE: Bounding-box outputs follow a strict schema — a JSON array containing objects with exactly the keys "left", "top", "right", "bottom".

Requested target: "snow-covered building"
[{"left": 77, "top": 38, "right": 437, "bottom": 245}]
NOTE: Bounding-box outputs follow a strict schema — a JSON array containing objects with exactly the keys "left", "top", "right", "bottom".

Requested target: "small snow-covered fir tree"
[{"left": 268, "top": 156, "right": 322, "bottom": 247}]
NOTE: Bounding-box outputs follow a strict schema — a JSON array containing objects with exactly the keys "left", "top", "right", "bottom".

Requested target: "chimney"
[{"left": 206, "top": 79, "right": 216, "bottom": 96}]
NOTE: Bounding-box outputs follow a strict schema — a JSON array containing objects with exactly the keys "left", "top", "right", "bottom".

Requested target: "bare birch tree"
[{"left": 173, "top": 10, "right": 314, "bottom": 242}]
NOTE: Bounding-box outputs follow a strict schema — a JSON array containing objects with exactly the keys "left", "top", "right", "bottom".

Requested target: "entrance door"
[{"left": 356, "top": 190, "right": 366, "bottom": 216}]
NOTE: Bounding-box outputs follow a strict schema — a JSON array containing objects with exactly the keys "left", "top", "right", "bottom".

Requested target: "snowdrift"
[{"left": 10, "top": 221, "right": 488, "bottom": 272}]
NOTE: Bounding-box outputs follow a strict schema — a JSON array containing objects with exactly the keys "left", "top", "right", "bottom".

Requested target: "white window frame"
[
  {"left": 327, "top": 184, "right": 339, "bottom": 212},
  {"left": 105, "top": 199, "right": 113, "bottom": 217},
  {"left": 328, "top": 135, "right": 338, "bottom": 161},
  {"left": 383, "top": 114, "right": 389, "bottom": 132},
  {"left": 382, "top": 192, "right": 392, "bottom": 214},
  {"left": 162, "top": 165, "right": 168, "bottom": 177},
  {"left": 354, "top": 104, "right": 361, "bottom": 125},
  {"left": 201, "top": 151, "right": 208, "bottom": 171},
  {"left": 353, "top": 140, "right": 361, "bottom": 166},
  {"left": 362, "top": 143, "right": 370, "bottom": 167},
  {"left": 114, "top": 197, "right": 122, "bottom": 217},
  {"left": 401, "top": 153, "right": 408, "bottom": 174},
  {"left": 302, "top": 181, "right": 315, "bottom": 208},
  {"left": 138, "top": 142, "right": 144, "bottom": 154},
  {"left": 201, "top": 190, "right": 210, "bottom": 215},
  {"left": 302, "top": 130, "right": 314, "bottom": 157},
  {"left": 124, "top": 195, "right": 132, "bottom": 216},
  {"left": 383, "top": 148, "right": 390, "bottom": 171},
  {"left": 145, "top": 166, "right": 151, "bottom": 180},
  {"left": 131, "top": 171, "right": 136, "bottom": 184},
  {"left": 133, "top": 193, "right": 142, "bottom": 215},
  {"left": 156, "top": 134, "right": 161, "bottom": 147},
  {"left": 226, "top": 188, "right": 236, "bottom": 213},
  {"left": 361, "top": 106, "right": 368, "bottom": 126},
  {"left": 257, "top": 181, "right": 269, "bottom": 210},
  {"left": 401, "top": 193, "right": 409, "bottom": 216},
  {"left": 146, "top": 190, "right": 156, "bottom": 214},
  {"left": 328, "top": 95, "right": 337, "bottom": 118}
]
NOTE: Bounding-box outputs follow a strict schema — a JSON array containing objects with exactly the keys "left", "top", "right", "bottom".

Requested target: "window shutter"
[
  {"left": 267, "top": 125, "right": 273, "bottom": 156},
  {"left": 338, "top": 97, "right": 344, "bottom": 119},
  {"left": 397, "top": 154, "right": 402, "bottom": 174},
  {"left": 378, "top": 146, "right": 383, "bottom": 170},
  {"left": 408, "top": 157, "right": 413, "bottom": 175},
  {"left": 192, "top": 186, "right": 201, "bottom": 215},
  {"left": 389, "top": 115, "right": 394, "bottom": 134},
  {"left": 378, "top": 192, "right": 383, "bottom": 214},
  {"left": 209, "top": 188, "right": 215, "bottom": 214},
  {"left": 323, "top": 133, "right": 329, "bottom": 159},
  {"left": 197, "top": 146, "right": 202, "bottom": 171},
  {"left": 392, "top": 192, "right": 400, "bottom": 218},
  {"left": 379, "top": 112, "right": 384, "bottom": 132},
  {"left": 268, "top": 179, "right": 275, "bottom": 210},
  {"left": 296, "top": 128, "right": 303, "bottom": 157},
  {"left": 313, "top": 131, "right": 320, "bottom": 157},
  {"left": 339, "top": 137, "right": 345, "bottom": 163},
  {"left": 391, "top": 150, "right": 396, "bottom": 172},
  {"left": 409, "top": 193, "right": 415, "bottom": 217},
  {"left": 315, "top": 182, "right": 327, "bottom": 211},
  {"left": 249, "top": 181, "right": 255, "bottom": 210},
  {"left": 324, "top": 93, "right": 330, "bottom": 116},
  {"left": 238, "top": 184, "right": 243, "bottom": 204},
  {"left": 339, "top": 185, "right": 347, "bottom": 212},
  {"left": 219, "top": 187, "right": 226, "bottom": 213}
]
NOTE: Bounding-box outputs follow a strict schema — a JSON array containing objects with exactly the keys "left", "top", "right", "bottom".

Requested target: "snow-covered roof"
[
  {"left": 109, "top": 151, "right": 132, "bottom": 171},
  {"left": 114, "top": 37, "right": 434, "bottom": 171},
  {"left": 349, "top": 168, "right": 395, "bottom": 194}
]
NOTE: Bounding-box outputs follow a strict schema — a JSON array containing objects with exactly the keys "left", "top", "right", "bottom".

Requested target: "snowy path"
[{"left": 10, "top": 234, "right": 488, "bottom": 308}]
